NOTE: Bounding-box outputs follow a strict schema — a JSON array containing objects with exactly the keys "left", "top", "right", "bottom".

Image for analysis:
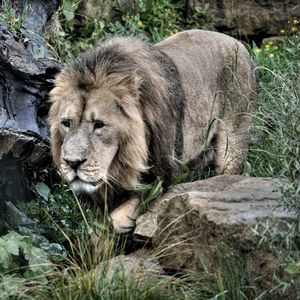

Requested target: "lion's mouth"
[
  {"left": 70, "top": 176, "right": 101, "bottom": 193},
  {"left": 72, "top": 176, "right": 98, "bottom": 186}
]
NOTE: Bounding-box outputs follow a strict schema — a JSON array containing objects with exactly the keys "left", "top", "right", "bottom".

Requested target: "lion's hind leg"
[
  {"left": 214, "top": 46, "right": 256, "bottom": 175},
  {"left": 214, "top": 115, "right": 251, "bottom": 175}
]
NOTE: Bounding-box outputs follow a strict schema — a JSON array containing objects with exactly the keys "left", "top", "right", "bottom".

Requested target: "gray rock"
[
  {"left": 134, "top": 175, "right": 296, "bottom": 288},
  {"left": 77, "top": 1, "right": 300, "bottom": 40},
  {"left": 76, "top": 0, "right": 136, "bottom": 25},
  {"left": 92, "top": 253, "right": 164, "bottom": 286},
  {"left": 189, "top": 0, "right": 300, "bottom": 39},
  {"left": 5, "top": 201, "right": 37, "bottom": 229},
  {"left": 135, "top": 175, "right": 295, "bottom": 240}
]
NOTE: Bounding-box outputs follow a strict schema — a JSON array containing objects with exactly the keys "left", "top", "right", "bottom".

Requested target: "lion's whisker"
[{"left": 106, "top": 173, "right": 122, "bottom": 186}]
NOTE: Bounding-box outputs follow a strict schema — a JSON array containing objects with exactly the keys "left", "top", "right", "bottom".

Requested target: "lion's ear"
[
  {"left": 114, "top": 72, "right": 145, "bottom": 123},
  {"left": 50, "top": 71, "right": 78, "bottom": 102},
  {"left": 118, "top": 93, "right": 142, "bottom": 121},
  {"left": 103, "top": 72, "right": 142, "bottom": 98},
  {"left": 127, "top": 76, "right": 142, "bottom": 100}
]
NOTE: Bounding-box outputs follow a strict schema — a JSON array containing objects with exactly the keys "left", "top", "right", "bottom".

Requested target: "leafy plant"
[
  {"left": 244, "top": 35, "right": 300, "bottom": 297},
  {"left": 0, "top": 231, "right": 52, "bottom": 277},
  {"left": 20, "top": 181, "right": 96, "bottom": 245},
  {"left": 61, "top": 0, "right": 80, "bottom": 31}
]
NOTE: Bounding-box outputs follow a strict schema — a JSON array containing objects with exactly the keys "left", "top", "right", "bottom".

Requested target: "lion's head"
[
  {"left": 49, "top": 38, "right": 183, "bottom": 195},
  {"left": 49, "top": 43, "right": 151, "bottom": 194}
]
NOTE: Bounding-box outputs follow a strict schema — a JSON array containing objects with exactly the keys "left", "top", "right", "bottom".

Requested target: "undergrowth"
[
  {"left": 0, "top": 180, "right": 265, "bottom": 299},
  {"left": 247, "top": 34, "right": 300, "bottom": 297},
  {"left": 47, "top": 0, "right": 210, "bottom": 62},
  {"left": 248, "top": 34, "right": 300, "bottom": 215}
]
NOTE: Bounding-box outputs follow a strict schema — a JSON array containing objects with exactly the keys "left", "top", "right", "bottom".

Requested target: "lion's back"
[{"left": 156, "top": 30, "right": 256, "bottom": 163}]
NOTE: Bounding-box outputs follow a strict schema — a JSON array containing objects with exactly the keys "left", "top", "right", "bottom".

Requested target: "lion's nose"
[{"left": 63, "top": 158, "right": 87, "bottom": 170}]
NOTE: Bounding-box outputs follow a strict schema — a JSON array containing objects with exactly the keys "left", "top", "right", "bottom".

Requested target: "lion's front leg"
[{"left": 110, "top": 197, "right": 140, "bottom": 233}]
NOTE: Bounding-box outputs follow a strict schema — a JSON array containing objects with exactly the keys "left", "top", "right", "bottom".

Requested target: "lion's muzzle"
[{"left": 63, "top": 158, "right": 87, "bottom": 171}]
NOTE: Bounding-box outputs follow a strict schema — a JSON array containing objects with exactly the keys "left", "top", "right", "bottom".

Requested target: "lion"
[{"left": 49, "top": 30, "right": 257, "bottom": 233}]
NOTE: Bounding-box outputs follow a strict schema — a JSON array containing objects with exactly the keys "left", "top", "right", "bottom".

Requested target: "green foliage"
[
  {"left": 133, "top": 178, "right": 164, "bottom": 214},
  {"left": 0, "top": 231, "right": 52, "bottom": 276},
  {"left": 36, "top": 182, "right": 51, "bottom": 201},
  {"left": 252, "top": 221, "right": 300, "bottom": 262},
  {"left": 47, "top": 0, "right": 209, "bottom": 62},
  {"left": 61, "top": 0, "right": 80, "bottom": 29},
  {"left": 120, "top": 0, "right": 184, "bottom": 43},
  {"left": 20, "top": 182, "right": 96, "bottom": 245},
  {"left": 285, "top": 261, "right": 300, "bottom": 275},
  {"left": 0, "top": 274, "right": 48, "bottom": 299},
  {"left": 245, "top": 36, "right": 300, "bottom": 296},
  {"left": 2, "top": 179, "right": 265, "bottom": 299},
  {"left": 115, "top": 0, "right": 209, "bottom": 43}
]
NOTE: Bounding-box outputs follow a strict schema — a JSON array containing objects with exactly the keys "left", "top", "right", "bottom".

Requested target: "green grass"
[
  {"left": 0, "top": 181, "right": 265, "bottom": 299},
  {"left": 246, "top": 37, "right": 300, "bottom": 297},
  {"left": 0, "top": 221, "right": 258, "bottom": 299},
  {"left": 0, "top": 0, "right": 27, "bottom": 32},
  {"left": 248, "top": 35, "right": 300, "bottom": 214}
]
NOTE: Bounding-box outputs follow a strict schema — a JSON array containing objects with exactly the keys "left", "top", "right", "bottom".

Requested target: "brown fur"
[{"left": 49, "top": 30, "right": 257, "bottom": 232}]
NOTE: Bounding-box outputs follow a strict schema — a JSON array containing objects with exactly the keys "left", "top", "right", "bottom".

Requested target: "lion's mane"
[{"left": 49, "top": 37, "right": 186, "bottom": 188}]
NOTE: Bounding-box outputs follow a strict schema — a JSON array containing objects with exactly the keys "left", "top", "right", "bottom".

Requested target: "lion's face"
[{"left": 49, "top": 78, "right": 148, "bottom": 194}]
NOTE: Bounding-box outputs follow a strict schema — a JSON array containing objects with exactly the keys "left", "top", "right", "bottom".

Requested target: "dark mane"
[{"left": 67, "top": 44, "right": 138, "bottom": 90}]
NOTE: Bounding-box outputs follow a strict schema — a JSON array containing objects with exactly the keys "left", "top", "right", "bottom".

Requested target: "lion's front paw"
[
  {"left": 110, "top": 212, "right": 136, "bottom": 233},
  {"left": 110, "top": 197, "right": 140, "bottom": 233}
]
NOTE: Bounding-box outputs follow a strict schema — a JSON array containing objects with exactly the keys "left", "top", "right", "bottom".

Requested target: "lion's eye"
[
  {"left": 61, "top": 120, "right": 71, "bottom": 128},
  {"left": 94, "top": 120, "right": 105, "bottom": 130}
]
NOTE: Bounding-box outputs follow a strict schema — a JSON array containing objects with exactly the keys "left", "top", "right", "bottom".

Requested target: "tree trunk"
[{"left": 0, "top": 0, "right": 60, "bottom": 232}]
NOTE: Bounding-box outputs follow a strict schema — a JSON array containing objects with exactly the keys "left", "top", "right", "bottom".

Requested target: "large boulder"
[
  {"left": 189, "top": 0, "right": 300, "bottom": 40},
  {"left": 134, "top": 175, "right": 296, "bottom": 290}
]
